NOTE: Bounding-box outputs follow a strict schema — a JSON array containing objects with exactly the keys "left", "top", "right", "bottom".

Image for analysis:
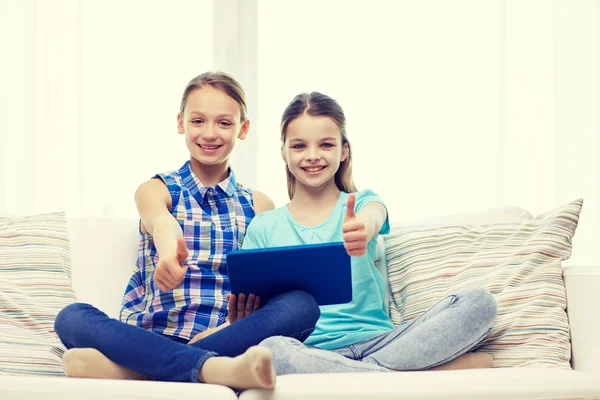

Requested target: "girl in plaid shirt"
[{"left": 54, "top": 72, "right": 320, "bottom": 389}]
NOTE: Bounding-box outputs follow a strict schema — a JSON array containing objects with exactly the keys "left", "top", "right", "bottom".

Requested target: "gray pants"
[{"left": 259, "top": 287, "right": 497, "bottom": 374}]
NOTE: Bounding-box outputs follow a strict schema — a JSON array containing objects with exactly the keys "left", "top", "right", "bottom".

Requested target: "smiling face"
[
  {"left": 282, "top": 114, "right": 348, "bottom": 194},
  {"left": 177, "top": 85, "right": 249, "bottom": 174}
]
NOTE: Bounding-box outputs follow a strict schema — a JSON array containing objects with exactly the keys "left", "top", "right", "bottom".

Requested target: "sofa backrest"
[
  {"left": 67, "top": 205, "right": 533, "bottom": 318},
  {"left": 67, "top": 217, "right": 139, "bottom": 318}
]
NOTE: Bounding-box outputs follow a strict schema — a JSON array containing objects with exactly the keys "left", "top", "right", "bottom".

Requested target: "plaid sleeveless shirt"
[{"left": 119, "top": 161, "right": 255, "bottom": 340}]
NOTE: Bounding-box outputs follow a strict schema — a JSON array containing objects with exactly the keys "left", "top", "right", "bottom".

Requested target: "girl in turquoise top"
[{"left": 246, "top": 92, "right": 498, "bottom": 374}]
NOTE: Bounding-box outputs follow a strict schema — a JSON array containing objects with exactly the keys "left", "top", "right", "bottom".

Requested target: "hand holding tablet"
[{"left": 226, "top": 242, "right": 352, "bottom": 306}]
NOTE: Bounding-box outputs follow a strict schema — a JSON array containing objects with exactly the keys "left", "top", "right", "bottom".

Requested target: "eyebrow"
[
  {"left": 288, "top": 137, "right": 337, "bottom": 142},
  {"left": 188, "top": 111, "right": 235, "bottom": 119}
]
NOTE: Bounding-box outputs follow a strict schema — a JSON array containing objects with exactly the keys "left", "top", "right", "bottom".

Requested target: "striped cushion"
[
  {"left": 385, "top": 199, "right": 582, "bottom": 368},
  {"left": 0, "top": 212, "right": 76, "bottom": 376}
]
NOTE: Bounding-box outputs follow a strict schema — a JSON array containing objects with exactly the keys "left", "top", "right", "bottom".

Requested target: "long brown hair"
[
  {"left": 280, "top": 92, "right": 357, "bottom": 200},
  {"left": 180, "top": 72, "right": 248, "bottom": 122}
]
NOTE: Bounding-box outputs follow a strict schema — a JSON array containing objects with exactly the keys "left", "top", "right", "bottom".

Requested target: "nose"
[
  {"left": 201, "top": 123, "right": 218, "bottom": 140},
  {"left": 306, "top": 148, "right": 321, "bottom": 162}
]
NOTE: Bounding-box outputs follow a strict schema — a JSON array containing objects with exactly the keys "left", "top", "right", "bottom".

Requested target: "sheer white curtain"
[
  {"left": 253, "top": 0, "right": 600, "bottom": 266},
  {"left": 0, "top": 0, "right": 213, "bottom": 218},
  {"left": 1, "top": 0, "right": 598, "bottom": 266}
]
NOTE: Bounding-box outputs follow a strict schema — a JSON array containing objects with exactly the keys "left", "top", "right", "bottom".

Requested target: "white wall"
[
  {"left": 1, "top": 0, "right": 213, "bottom": 217},
  {"left": 251, "top": 0, "right": 599, "bottom": 266},
  {"left": 1, "top": 0, "right": 598, "bottom": 265}
]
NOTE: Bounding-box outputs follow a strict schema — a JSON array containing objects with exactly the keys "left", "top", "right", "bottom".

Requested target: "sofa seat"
[
  {"left": 240, "top": 368, "right": 600, "bottom": 400},
  {"left": 0, "top": 375, "right": 238, "bottom": 400}
]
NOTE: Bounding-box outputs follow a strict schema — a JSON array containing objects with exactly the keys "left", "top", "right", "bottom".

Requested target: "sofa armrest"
[{"left": 563, "top": 265, "right": 600, "bottom": 375}]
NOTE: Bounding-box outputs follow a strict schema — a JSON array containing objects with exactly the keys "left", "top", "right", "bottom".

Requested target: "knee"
[
  {"left": 462, "top": 287, "right": 497, "bottom": 327},
  {"left": 259, "top": 335, "right": 304, "bottom": 353},
  {"left": 258, "top": 335, "right": 303, "bottom": 375},
  {"left": 277, "top": 290, "right": 321, "bottom": 325},
  {"left": 54, "top": 302, "right": 95, "bottom": 337},
  {"left": 258, "top": 336, "right": 285, "bottom": 352}
]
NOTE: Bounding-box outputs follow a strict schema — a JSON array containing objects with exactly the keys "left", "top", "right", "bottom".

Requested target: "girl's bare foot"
[
  {"left": 199, "top": 346, "right": 276, "bottom": 390},
  {"left": 63, "top": 348, "right": 147, "bottom": 380},
  {"left": 429, "top": 352, "right": 493, "bottom": 371}
]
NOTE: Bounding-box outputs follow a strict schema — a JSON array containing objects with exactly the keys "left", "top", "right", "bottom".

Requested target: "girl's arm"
[
  {"left": 253, "top": 190, "right": 275, "bottom": 214},
  {"left": 135, "top": 179, "right": 188, "bottom": 292},
  {"left": 342, "top": 193, "right": 387, "bottom": 257}
]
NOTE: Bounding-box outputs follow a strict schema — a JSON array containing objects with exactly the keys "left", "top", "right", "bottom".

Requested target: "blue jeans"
[
  {"left": 259, "top": 287, "right": 497, "bottom": 374},
  {"left": 54, "top": 290, "right": 320, "bottom": 382}
]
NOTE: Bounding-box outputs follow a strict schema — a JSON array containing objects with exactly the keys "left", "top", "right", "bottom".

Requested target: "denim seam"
[
  {"left": 191, "top": 351, "right": 219, "bottom": 382},
  {"left": 348, "top": 344, "right": 360, "bottom": 359},
  {"left": 280, "top": 338, "right": 388, "bottom": 373}
]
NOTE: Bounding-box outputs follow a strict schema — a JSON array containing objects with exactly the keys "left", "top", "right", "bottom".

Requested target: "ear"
[
  {"left": 238, "top": 120, "right": 250, "bottom": 140},
  {"left": 341, "top": 142, "right": 349, "bottom": 162},
  {"left": 281, "top": 145, "right": 287, "bottom": 163},
  {"left": 177, "top": 113, "right": 185, "bottom": 135}
]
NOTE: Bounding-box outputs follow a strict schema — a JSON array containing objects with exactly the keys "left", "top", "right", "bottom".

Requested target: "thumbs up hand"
[
  {"left": 154, "top": 237, "right": 189, "bottom": 292},
  {"left": 342, "top": 193, "right": 368, "bottom": 257}
]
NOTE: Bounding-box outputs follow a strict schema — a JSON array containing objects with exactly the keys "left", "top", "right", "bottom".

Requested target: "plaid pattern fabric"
[{"left": 120, "top": 161, "right": 255, "bottom": 340}]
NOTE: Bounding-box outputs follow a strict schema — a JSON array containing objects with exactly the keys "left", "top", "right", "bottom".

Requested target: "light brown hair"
[
  {"left": 280, "top": 92, "right": 357, "bottom": 200},
  {"left": 180, "top": 72, "right": 248, "bottom": 122}
]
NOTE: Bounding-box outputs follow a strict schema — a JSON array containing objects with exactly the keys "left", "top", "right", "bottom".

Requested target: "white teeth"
[
  {"left": 303, "top": 166, "right": 325, "bottom": 172},
  {"left": 199, "top": 144, "right": 219, "bottom": 149}
]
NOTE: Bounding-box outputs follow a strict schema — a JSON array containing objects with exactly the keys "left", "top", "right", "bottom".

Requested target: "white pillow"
[
  {"left": 376, "top": 205, "right": 534, "bottom": 313},
  {"left": 0, "top": 212, "right": 76, "bottom": 376},
  {"left": 385, "top": 199, "right": 582, "bottom": 368}
]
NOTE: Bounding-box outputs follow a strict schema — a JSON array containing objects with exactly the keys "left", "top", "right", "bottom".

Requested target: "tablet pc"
[{"left": 226, "top": 242, "right": 352, "bottom": 306}]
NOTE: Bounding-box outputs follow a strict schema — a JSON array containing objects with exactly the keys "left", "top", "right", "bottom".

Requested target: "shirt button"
[
  {"left": 221, "top": 225, "right": 225, "bottom": 230},
  {"left": 222, "top": 248, "right": 227, "bottom": 253}
]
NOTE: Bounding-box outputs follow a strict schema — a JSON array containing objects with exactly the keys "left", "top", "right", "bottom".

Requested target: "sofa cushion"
[
  {"left": 374, "top": 205, "right": 534, "bottom": 314},
  {"left": 385, "top": 199, "right": 582, "bottom": 368},
  {"left": 239, "top": 369, "right": 600, "bottom": 400},
  {"left": 0, "top": 212, "right": 76, "bottom": 376},
  {"left": 0, "top": 375, "right": 239, "bottom": 399}
]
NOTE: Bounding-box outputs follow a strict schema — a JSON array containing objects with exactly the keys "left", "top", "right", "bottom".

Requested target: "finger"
[
  {"left": 172, "top": 264, "right": 188, "bottom": 284},
  {"left": 342, "top": 220, "right": 365, "bottom": 234},
  {"left": 237, "top": 293, "right": 247, "bottom": 316},
  {"left": 154, "top": 276, "right": 168, "bottom": 292},
  {"left": 156, "top": 266, "right": 178, "bottom": 290},
  {"left": 246, "top": 294, "right": 255, "bottom": 316},
  {"left": 343, "top": 231, "right": 368, "bottom": 243},
  {"left": 253, "top": 295, "right": 261, "bottom": 312},
  {"left": 345, "top": 245, "right": 367, "bottom": 255},
  {"left": 162, "top": 263, "right": 184, "bottom": 288},
  {"left": 344, "top": 193, "right": 356, "bottom": 222},
  {"left": 347, "top": 249, "right": 366, "bottom": 257},
  {"left": 344, "top": 241, "right": 367, "bottom": 257},
  {"left": 228, "top": 294, "right": 237, "bottom": 323},
  {"left": 176, "top": 238, "right": 189, "bottom": 265},
  {"left": 344, "top": 238, "right": 367, "bottom": 250}
]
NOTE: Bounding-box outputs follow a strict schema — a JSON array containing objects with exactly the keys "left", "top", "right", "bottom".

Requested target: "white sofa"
[{"left": 1, "top": 211, "right": 600, "bottom": 400}]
